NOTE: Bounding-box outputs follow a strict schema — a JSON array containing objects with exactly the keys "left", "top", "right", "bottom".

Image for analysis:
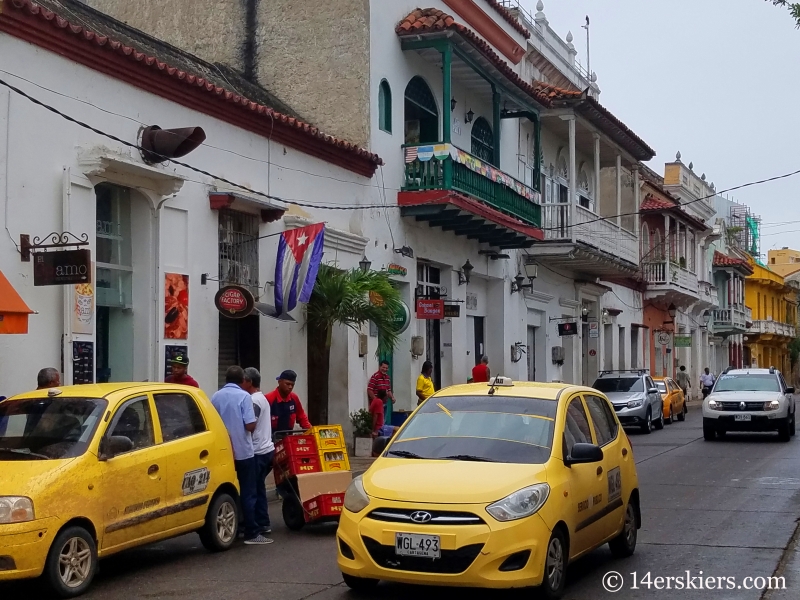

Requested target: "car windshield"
[
  {"left": 592, "top": 377, "right": 644, "bottom": 393},
  {"left": 714, "top": 374, "right": 781, "bottom": 393},
  {"left": 0, "top": 397, "right": 107, "bottom": 460},
  {"left": 386, "top": 396, "right": 556, "bottom": 464},
  {"left": 655, "top": 382, "right": 667, "bottom": 393}
]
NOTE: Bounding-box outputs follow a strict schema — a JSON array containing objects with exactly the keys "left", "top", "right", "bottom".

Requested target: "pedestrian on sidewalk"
[
  {"left": 472, "top": 356, "right": 490, "bottom": 383},
  {"left": 211, "top": 366, "right": 272, "bottom": 545},
  {"left": 36, "top": 368, "right": 60, "bottom": 389},
  {"left": 416, "top": 361, "right": 435, "bottom": 406},
  {"left": 676, "top": 365, "right": 691, "bottom": 400},
  {"left": 165, "top": 353, "right": 199, "bottom": 388},
  {"left": 368, "top": 360, "right": 394, "bottom": 427},
  {"left": 700, "top": 367, "right": 715, "bottom": 399},
  {"left": 243, "top": 367, "right": 275, "bottom": 537},
  {"left": 267, "top": 370, "right": 312, "bottom": 433}
]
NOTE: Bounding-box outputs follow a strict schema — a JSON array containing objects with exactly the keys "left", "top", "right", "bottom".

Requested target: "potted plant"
[{"left": 350, "top": 408, "right": 374, "bottom": 457}]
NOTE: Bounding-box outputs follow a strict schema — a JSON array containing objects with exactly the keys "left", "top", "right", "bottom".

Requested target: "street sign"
[
  {"left": 673, "top": 335, "right": 692, "bottom": 348},
  {"left": 416, "top": 299, "right": 444, "bottom": 319},
  {"left": 215, "top": 285, "right": 255, "bottom": 319},
  {"left": 33, "top": 249, "right": 91, "bottom": 286},
  {"left": 657, "top": 332, "right": 671, "bottom": 346},
  {"left": 558, "top": 322, "right": 578, "bottom": 336},
  {"left": 443, "top": 304, "right": 461, "bottom": 318},
  {"left": 589, "top": 321, "right": 599, "bottom": 338}
]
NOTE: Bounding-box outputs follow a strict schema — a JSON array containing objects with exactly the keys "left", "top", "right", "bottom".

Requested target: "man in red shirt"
[
  {"left": 267, "top": 370, "right": 312, "bottom": 432},
  {"left": 165, "top": 354, "right": 199, "bottom": 387},
  {"left": 367, "top": 360, "right": 394, "bottom": 423},
  {"left": 472, "top": 355, "right": 490, "bottom": 383}
]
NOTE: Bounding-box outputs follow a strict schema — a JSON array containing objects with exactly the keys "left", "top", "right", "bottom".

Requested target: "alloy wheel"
[
  {"left": 546, "top": 536, "right": 564, "bottom": 591},
  {"left": 624, "top": 504, "right": 636, "bottom": 547},
  {"left": 215, "top": 500, "right": 236, "bottom": 543},
  {"left": 58, "top": 537, "right": 92, "bottom": 589}
]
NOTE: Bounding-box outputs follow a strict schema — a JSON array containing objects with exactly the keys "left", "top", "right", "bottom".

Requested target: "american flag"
[{"left": 405, "top": 146, "right": 418, "bottom": 163}]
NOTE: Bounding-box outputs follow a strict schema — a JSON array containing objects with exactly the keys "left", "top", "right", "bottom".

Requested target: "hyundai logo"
[
  {"left": 410, "top": 511, "right": 433, "bottom": 523},
  {"left": 740, "top": 402, "right": 746, "bottom": 410}
]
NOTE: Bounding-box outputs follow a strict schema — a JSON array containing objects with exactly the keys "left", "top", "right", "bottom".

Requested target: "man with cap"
[
  {"left": 266, "top": 370, "right": 312, "bottom": 432},
  {"left": 165, "top": 353, "right": 199, "bottom": 388}
]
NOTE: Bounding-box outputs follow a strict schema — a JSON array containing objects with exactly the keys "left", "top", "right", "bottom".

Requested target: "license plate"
[
  {"left": 181, "top": 467, "right": 210, "bottom": 495},
  {"left": 735, "top": 414, "right": 752, "bottom": 422},
  {"left": 395, "top": 533, "right": 441, "bottom": 559}
]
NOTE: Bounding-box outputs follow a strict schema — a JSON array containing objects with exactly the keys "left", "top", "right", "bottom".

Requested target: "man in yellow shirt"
[{"left": 416, "top": 361, "right": 435, "bottom": 405}]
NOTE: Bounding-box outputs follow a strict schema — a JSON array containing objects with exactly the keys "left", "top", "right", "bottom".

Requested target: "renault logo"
[
  {"left": 410, "top": 511, "right": 433, "bottom": 523},
  {"left": 740, "top": 402, "right": 747, "bottom": 410}
]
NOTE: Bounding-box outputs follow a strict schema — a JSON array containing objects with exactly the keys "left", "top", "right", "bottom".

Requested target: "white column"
[
  {"left": 568, "top": 116, "right": 577, "bottom": 243},
  {"left": 615, "top": 154, "right": 622, "bottom": 227},
  {"left": 664, "top": 213, "right": 670, "bottom": 283},
  {"left": 593, "top": 134, "right": 601, "bottom": 210},
  {"left": 633, "top": 167, "right": 640, "bottom": 249}
]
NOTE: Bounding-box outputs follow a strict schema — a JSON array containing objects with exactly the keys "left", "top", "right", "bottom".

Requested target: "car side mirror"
[
  {"left": 98, "top": 435, "right": 133, "bottom": 460},
  {"left": 786, "top": 387, "right": 795, "bottom": 395},
  {"left": 565, "top": 443, "right": 604, "bottom": 466},
  {"left": 649, "top": 388, "right": 659, "bottom": 394}
]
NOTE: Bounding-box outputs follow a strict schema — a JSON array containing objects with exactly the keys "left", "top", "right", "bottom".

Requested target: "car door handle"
[
  {"left": 148, "top": 464, "right": 159, "bottom": 475},
  {"left": 199, "top": 450, "right": 209, "bottom": 460},
  {"left": 596, "top": 466, "right": 603, "bottom": 476}
]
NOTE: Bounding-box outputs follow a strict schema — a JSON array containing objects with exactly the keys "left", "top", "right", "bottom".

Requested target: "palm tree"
[{"left": 304, "top": 264, "right": 402, "bottom": 424}]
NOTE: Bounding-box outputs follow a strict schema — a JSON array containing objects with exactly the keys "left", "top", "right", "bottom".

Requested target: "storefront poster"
[
  {"left": 164, "top": 273, "right": 189, "bottom": 339},
  {"left": 72, "top": 341, "right": 94, "bottom": 385},
  {"left": 72, "top": 281, "right": 94, "bottom": 335}
]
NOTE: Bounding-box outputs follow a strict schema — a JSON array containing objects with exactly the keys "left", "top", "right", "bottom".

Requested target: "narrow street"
[{"left": 4, "top": 406, "right": 800, "bottom": 600}]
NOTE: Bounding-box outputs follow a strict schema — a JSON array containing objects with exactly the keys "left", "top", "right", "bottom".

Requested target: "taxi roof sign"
[{"left": 488, "top": 376, "right": 514, "bottom": 387}]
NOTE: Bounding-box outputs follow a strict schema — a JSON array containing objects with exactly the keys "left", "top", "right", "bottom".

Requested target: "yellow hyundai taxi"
[
  {"left": 337, "top": 377, "right": 640, "bottom": 598},
  {"left": 0, "top": 383, "right": 240, "bottom": 597}
]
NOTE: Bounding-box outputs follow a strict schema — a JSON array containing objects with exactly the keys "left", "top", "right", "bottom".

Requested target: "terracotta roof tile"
[
  {"left": 713, "top": 251, "right": 754, "bottom": 274},
  {"left": 8, "top": 0, "right": 383, "bottom": 171},
  {"left": 481, "top": 0, "right": 531, "bottom": 39},
  {"left": 639, "top": 195, "right": 676, "bottom": 211}
]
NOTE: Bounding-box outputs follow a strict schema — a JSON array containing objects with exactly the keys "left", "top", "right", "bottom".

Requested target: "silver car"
[
  {"left": 592, "top": 371, "right": 664, "bottom": 434},
  {"left": 702, "top": 367, "right": 796, "bottom": 441}
]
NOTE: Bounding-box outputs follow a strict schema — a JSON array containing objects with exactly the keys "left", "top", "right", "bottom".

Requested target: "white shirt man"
[
  {"left": 700, "top": 372, "right": 715, "bottom": 388},
  {"left": 243, "top": 368, "right": 275, "bottom": 538}
]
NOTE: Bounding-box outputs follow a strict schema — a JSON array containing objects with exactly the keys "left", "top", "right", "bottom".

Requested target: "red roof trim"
[
  {"left": 640, "top": 193, "right": 709, "bottom": 232},
  {"left": 441, "top": 0, "right": 526, "bottom": 63},
  {"left": 481, "top": 0, "right": 530, "bottom": 38},
  {"left": 0, "top": 0, "right": 383, "bottom": 177},
  {"left": 713, "top": 251, "right": 754, "bottom": 274}
]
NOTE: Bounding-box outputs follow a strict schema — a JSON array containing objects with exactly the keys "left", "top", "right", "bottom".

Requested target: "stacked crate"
[
  {"left": 308, "top": 425, "right": 351, "bottom": 472},
  {"left": 273, "top": 434, "right": 321, "bottom": 485}
]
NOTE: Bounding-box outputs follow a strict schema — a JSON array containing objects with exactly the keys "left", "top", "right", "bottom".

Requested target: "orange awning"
[{"left": 0, "top": 270, "right": 34, "bottom": 334}]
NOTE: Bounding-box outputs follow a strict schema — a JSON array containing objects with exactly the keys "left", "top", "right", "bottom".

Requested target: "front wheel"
[
  {"left": 790, "top": 411, "right": 796, "bottom": 436},
  {"left": 342, "top": 573, "right": 380, "bottom": 591},
  {"left": 703, "top": 420, "right": 716, "bottom": 441},
  {"left": 778, "top": 417, "right": 791, "bottom": 442},
  {"left": 640, "top": 408, "right": 652, "bottom": 434},
  {"left": 540, "top": 529, "right": 568, "bottom": 599},
  {"left": 199, "top": 493, "right": 238, "bottom": 552},
  {"left": 44, "top": 526, "right": 98, "bottom": 598},
  {"left": 608, "top": 502, "right": 638, "bottom": 558}
]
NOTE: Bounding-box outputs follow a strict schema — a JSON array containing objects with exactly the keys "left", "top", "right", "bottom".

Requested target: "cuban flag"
[{"left": 274, "top": 223, "right": 325, "bottom": 315}]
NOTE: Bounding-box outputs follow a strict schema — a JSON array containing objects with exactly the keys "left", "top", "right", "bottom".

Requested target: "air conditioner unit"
[{"left": 551, "top": 346, "right": 565, "bottom": 365}]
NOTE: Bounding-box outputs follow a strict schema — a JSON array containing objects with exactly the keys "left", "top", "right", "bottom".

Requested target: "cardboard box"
[{"left": 295, "top": 471, "right": 353, "bottom": 503}]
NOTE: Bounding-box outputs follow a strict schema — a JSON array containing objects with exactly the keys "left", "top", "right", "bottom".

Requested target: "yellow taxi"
[
  {"left": 337, "top": 377, "right": 640, "bottom": 598},
  {"left": 0, "top": 383, "right": 240, "bottom": 597},
  {"left": 653, "top": 377, "right": 687, "bottom": 423}
]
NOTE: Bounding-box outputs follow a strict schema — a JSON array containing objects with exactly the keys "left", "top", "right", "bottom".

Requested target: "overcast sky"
[{"left": 519, "top": 0, "right": 800, "bottom": 255}]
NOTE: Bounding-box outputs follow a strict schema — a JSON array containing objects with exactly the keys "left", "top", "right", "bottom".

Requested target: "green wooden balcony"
[{"left": 402, "top": 143, "right": 541, "bottom": 228}]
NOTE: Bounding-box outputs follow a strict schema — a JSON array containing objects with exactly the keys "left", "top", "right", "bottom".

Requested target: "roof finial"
[
  {"left": 688, "top": 161, "right": 694, "bottom": 170},
  {"left": 537, "top": 0, "right": 545, "bottom": 11},
  {"left": 701, "top": 173, "right": 706, "bottom": 181},
  {"left": 590, "top": 72, "right": 597, "bottom": 82},
  {"left": 535, "top": 1, "right": 546, "bottom": 21},
  {"left": 676, "top": 151, "right": 682, "bottom": 161},
  {"left": 566, "top": 30, "right": 574, "bottom": 43}
]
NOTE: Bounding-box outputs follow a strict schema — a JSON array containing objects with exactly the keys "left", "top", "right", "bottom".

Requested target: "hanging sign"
[
  {"left": 387, "top": 263, "right": 408, "bottom": 277},
  {"left": 443, "top": 304, "right": 461, "bottom": 318},
  {"left": 589, "top": 321, "right": 599, "bottom": 338},
  {"left": 215, "top": 285, "right": 255, "bottom": 319},
  {"left": 558, "top": 322, "right": 578, "bottom": 336},
  {"left": 657, "top": 332, "right": 671, "bottom": 346},
  {"left": 416, "top": 299, "right": 444, "bottom": 320},
  {"left": 34, "top": 249, "right": 91, "bottom": 286},
  {"left": 673, "top": 335, "right": 692, "bottom": 348},
  {"left": 391, "top": 301, "right": 411, "bottom": 334}
]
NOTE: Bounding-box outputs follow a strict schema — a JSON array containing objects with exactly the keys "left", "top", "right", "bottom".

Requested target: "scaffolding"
[{"left": 728, "top": 204, "right": 762, "bottom": 264}]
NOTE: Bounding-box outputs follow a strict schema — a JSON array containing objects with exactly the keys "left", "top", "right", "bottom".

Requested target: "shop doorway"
[
  {"left": 527, "top": 326, "right": 536, "bottom": 381},
  {"left": 473, "top": 317, "right": 485, "bottom": 365},
  {"left": 417, "top": 262, "right": 442, "bottom": 390},
  {"left": 218, "top": 314, "right": 260, "bottom": 388}
]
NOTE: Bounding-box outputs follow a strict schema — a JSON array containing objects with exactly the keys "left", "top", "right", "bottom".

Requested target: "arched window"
[
  {"left": 653, "top": 229, "right": 663, "bottom": 260},
  {"left": 378, "top": 80, "right": 392, "bottom": 133},
  {"left": 470, "top": 117, "right": 494, "bottom": 163},
  {"left": 577, "top": 168, "right": 593, "bottom": 211},
  {"left": 641, "top": 222, "right": 650, "bottom": 259},
  {"left": 404, "top": 76, "right": 438, "bottom": 144}
]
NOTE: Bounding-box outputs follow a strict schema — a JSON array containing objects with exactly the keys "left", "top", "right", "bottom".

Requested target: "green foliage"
[
  {"left": 350, "top": 408, "right": 374, "bottom": 437},
  {"left": 790, "top": 338, "right": 800, "bottom": 368},
  {"left": 305, "top": 264, "right": 402, "bottom": 356},
  {"left": 768, "top": 0, "right": 800, "bottom": 27}
]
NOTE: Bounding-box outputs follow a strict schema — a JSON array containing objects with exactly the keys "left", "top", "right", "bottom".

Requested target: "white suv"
[{"left": 702, "top": 367, "right": 796, "bottom": 441}]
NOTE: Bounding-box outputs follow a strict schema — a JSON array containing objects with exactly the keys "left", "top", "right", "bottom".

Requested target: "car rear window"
[
  {"left": 0, "top": 397, "right": 107, "bottom": 460},
  {"left": 655, "top": 382, "right": 667, "bottom": 393},
  {"left": 714, "top": 374, "right": 781, "bottom": 393},
  {"left": 387, "top": 396, "right": 556, "bottom": 464},
  {"left": 592, "top": 378, "right": 644, "bottom": 393}
]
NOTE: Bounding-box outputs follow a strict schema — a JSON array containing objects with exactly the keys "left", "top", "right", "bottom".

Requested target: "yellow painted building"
[
  {"left": 767, "top": 248, "right": 800, "bottom": 277},
  {"left": 744, "top": 258, "right": 797, "bottom": 373}
]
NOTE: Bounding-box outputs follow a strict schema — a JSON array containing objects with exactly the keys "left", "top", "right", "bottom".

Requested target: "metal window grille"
[{"left": 218, "top": 209, "right": 259, "bottom": 294}]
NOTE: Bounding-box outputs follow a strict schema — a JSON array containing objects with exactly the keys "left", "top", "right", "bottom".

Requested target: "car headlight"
[
  {"left": 708, "top": 399, "right": 722, "bottom": 410},
  {"left": 627, "top": 398, "right": 643, "bottom": 408},
  {"left": 486, "top": 483, "right": 550, "bottom": 522},
  {"left": 0, "top": 496, "right": 34, "bottom": 524},
  {"left": 343, "top": 475, "right": 370, "bottom": 513},
  {"left": 765, "top": 400, "right": 781, "bottom": 412}
]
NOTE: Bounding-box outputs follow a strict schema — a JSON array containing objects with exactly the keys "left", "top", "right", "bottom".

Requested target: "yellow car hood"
[
  {"left": 0, "top": 458, "right": 76, "bottom": 496},
  {"left": 363, "top": 458, "right": 548, "bottom": 504}
]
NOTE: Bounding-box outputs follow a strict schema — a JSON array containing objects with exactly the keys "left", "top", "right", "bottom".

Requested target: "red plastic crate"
[
  {"left": 303, "top": 493, "right": 345, "bottom": 522},
  {"left": 274, "top": 435, "right": 319, "bottom": 466},
  {"left": 274, "top": 454, "right": 321, "bottom": 485}
]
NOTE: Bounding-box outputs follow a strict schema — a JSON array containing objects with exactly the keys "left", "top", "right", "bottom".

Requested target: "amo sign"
[{"left": 34, "top": 249, "right": 91, "bottom": 286}]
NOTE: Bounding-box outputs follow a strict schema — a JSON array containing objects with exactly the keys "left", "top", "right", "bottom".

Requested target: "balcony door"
[
  {"left": 404, "top": 76, "right": 438, "bottom": 145},
  {"left": 470, "top": 117, "right": 494, "bottom": 164}
]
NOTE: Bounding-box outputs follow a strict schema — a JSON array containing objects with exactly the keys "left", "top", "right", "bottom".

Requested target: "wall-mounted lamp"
[
  {"left": 465, "top": 109, "right": 475, "bottom": 124},
  {"left": 602, "top": 308, "right": 610, "bottom": 319},
  {"left": 667, "top": 303, "right": 677, "bottom": 319},
  {"left": 451, "top": 97, "right": 457, "bottom": 111},
  {"left": 702, "top": 310, "right": 712, "bottom": 328},
  {"left": 581, "top": 305, "right": 590, "bottom": 323},
  {"left": 511, "top": 263, "right": 538, "bottom": 293},
  {"left": 457, "top": 259, "right": 474, "bottom": 285},
  {"left": 394, "top": 245, "right": 414, "bottom": 258},
  {"left": 359, "top": 255, "right": 372, "bottom": 273}
]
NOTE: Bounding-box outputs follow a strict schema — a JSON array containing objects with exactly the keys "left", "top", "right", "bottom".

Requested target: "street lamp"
[
  {"left": 702, "top": 310, "right": 712, "bottom": 328},
  {"left": 465, "top": 109, "right": 475, "bottom": 124},
  {"left": 359, "top": 255, "right": 371, "bottom": 273},
  {"left": 457, "top": 259, "right": 473, "bottom": 285},
  {"left": 451, "top": 97, "right": 457, "bottom": 111},
  {"left": 667, "top": 304, "right": 677, "bottom": 319},
  {"left": 511, "top": 263, "right": 538, "bottom": 293}
]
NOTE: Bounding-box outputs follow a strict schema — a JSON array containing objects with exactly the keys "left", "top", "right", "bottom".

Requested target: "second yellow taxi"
[
  {"left": 654, "top": 377, "right": 687, "bottom": 423},
  {"left": 337, "top": 377, "right": 640, "bottom": 598}
]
